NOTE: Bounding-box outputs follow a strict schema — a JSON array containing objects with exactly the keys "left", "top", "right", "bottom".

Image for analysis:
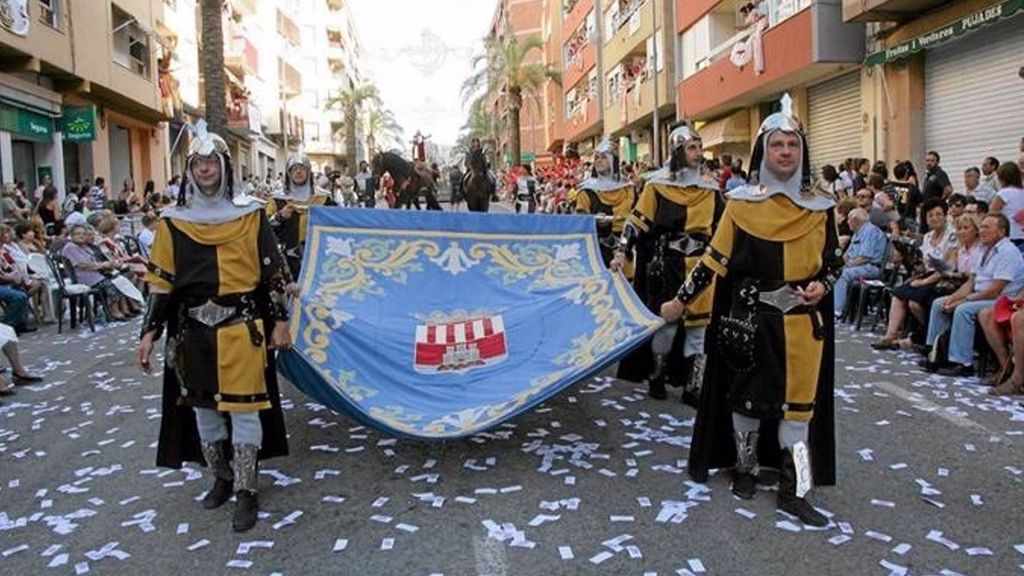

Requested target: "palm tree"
[
  {"left": 325, "top": 83, "right": 382, "bottom": 174},
  {"left": 365, "top": 105, "right": 403, "bottom": 158},
  {"left": 461, "top": 27, "right": 560, "bottom": 167},
  {"left": 199, "top": 0, "right": 227, "bottom": 133}
]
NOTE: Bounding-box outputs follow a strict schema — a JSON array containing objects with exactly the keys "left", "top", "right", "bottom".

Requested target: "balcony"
[
  {"left": 604, "top": 0, "right": 654, "bottom": 71},
  {"left": 842, "top": 0, "right": 950, "bottom": 23},
  {"left": 566, "top": 97, "right": 601, "bottom": 141},
  {"left": 564, "top": 42, "right": 597, "bottom": 89},
  {"left": 562, "top": 0, "right": 593, "bottom": 39},
  {"left": 677, "top": 1, "right": 864, "bottom": 120},
  {"left": 225, "top": 35, "right": 258, "bottom": 77},
  {"left": 231, "top": 0, "right": 256, "bottom": 16},
  {"left": 279, "top": 58, "right": 302, "bottom": 96},
  {"left": 605, "top": 70, "right": 672, "bottom": 135},
  {"left": 228, "top": 102, "right": 261, "bottom": 134},
  {"left": 277, "top": 9, "right": 301, "bottom": 47},
  {"left": 327, "top": 0, "right": 344, "bottom": 10}
]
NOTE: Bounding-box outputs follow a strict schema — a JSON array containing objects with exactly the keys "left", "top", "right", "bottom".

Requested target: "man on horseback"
[
  {"left": 461, "top": 137, "right": 496, "bottom": 211},
  {"left": 266, "top": 152, "right": 336, "bottom": 279}
]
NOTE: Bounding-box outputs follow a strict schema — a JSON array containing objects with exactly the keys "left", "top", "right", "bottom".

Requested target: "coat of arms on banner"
[{"left": 414, "top": 313, "right": 508, "bottom": 374}]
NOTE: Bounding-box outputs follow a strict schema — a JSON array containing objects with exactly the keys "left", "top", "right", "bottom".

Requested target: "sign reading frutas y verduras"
[
  {"left": 61, "top": 105, "right": 97, "bottom": 142},
  {"left": 865, "top": 0, "right": 1024, "bottom": 66}
]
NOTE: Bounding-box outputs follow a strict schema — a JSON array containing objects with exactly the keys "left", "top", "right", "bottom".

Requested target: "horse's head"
[{"left": 370, "top": 153, "right": 386, "bottom": 177}]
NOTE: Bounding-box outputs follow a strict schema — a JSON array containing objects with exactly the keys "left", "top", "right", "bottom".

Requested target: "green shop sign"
[
  {"left": 60, "top": 105, "right": 97, "bottom": 142},
  {"left": 865, "top": 0, "right": 1024, "bottom": 66},
  {"left": 0, "top": 104, "right": 54, "bottom": 141}
]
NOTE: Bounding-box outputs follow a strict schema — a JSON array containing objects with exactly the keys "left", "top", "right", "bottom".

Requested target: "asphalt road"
[{"left": 1, "top": 314, "right": 1023, "bottom": 576}]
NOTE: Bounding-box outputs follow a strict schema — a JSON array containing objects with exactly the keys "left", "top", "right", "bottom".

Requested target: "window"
[
  {"left": 38, "top": 0, "right": 60, "bottom": 29},
  {"left": 112, "top": 5, "right": 150, "bottom": 77}
]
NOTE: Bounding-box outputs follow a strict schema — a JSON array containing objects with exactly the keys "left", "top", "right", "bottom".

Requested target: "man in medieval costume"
[
  {"left": 575, "top": 138, "right": 635, "bottom": 267},
  {"left": 265, "top": 153, "right": 335, "bottom": 279},
  {"left": 661, "top": 95, "right": 842, "bottom": 527},
  {"left": 137, "top": 120, "right": 293, "bottom": 532},
  {"left": 613, "top": 123, "right": 724, "bottom": 405}
]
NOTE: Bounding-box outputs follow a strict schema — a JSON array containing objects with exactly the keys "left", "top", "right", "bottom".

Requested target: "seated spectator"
[
  {"left": 1, "top": 224, "right": 51, "bottom": 323},
  {"left": 0, "top": 322, "right": 43, "bottom": 396},
  {"left": 95, "top": 213, "right": 146, "bottom": 280},
  {"left": 834, "top": 208, "right": 888, "bottom": 316},
  {"left": 836, "top": 196, "right": 857, "bottom": 249},
  {"left": 923, "top": 214, "right": 1024, "bottom": 376},
  {"left": 137, "top": 214, "right": 157, "bottom": 257},
  {"left": 990, "top": 162, "right": 1024, "bottom": 250},
  {"left": 1, "top": 183, "right": 28, "bottom": 221},
  {"left": 872, "top": 200, "right": 959, "bottom": 349},
  {"left": 0, "top": 239, "right": 35, "bottom": 335},
  {"left": 978, "top": 298, "right": 1024, "bottom": 396},
  {"left": 60, "top": 224, "right": 133, "bottom": 321},
  {"left": 965, "top": 199, "right": 989, "bottom": 217},
  {"left": 867, "top": 174, "right": 900, "bottom": 235},
  {"left": 947, "top": 193, "right": 967, "bottom": 226},
  {"left": 14, "top": 222, "right": 43, "bottom": 256}
]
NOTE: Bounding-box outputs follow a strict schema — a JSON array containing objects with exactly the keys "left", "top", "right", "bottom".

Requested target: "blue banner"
[{"left": 279, "top": 208, "right": 662, "bottom": 439}]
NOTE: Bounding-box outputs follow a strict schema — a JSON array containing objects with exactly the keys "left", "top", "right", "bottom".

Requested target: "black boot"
[
  {"left": 199, "top": 440, "right": 233, "bottom": 510},
  {"left": 731, "top": 431, "right": 758, "bottom": 500},
  {"left": 680, "top": 354, "right": 705, "bottom": 407},
  {"left": 231, "top": 443, "right": 260, "bottom": 532},
  {"left": 777, "top": 447, "right": 828, "bottom": 527},
  {"left": 647, "top": 375, "right": 668, "bottom": 400}
]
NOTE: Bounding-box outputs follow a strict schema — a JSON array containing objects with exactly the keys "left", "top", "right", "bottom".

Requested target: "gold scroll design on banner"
[
  {"left": 366, "top": 243, "right": 628, "bottom": 437},
  {"left": 301, "top": 238, "right": 440, "bottom": 365}
]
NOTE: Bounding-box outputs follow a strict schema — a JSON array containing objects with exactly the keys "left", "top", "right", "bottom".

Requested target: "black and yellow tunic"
[
  {"left": 627, "top": 173, "right": 723, "bottom": 328},
  {"left": 697, "top": 194, "right": 838, "bottom": 422},
  {"left": 146, "top": 210, "right": 290, "bottom": 413},
  {"left": 574, "top": 178, "right": 636, "bottom": 267},
  {"left": 266, "top": 191, "right": 334, "bottom": 278},
  {"left": 684, "top": 192, "right": 841, "bottom": 486}
]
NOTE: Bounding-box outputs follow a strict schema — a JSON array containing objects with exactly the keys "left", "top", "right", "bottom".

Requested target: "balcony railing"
[
  {"left": 686, "top": 0, "right": 811, "bottom": 78},
  {"left": 279, "top": 59, "right": 302, "bottom": 95},
  {"left": 277, "top": 9, "right": 301, "bottom": 46},
  {"left": 611, "top": 0, "right": 647, "bottom": 33},
  {"left": 225, "top": 36, "right": 258, "bottom": 76}
]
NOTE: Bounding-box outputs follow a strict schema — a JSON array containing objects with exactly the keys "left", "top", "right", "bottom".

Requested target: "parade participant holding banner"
[
  {"left": 662, "top": 95, "right": 842, "bottom": 526},
  {"left": 265, "top": 153, "right": 335, "bottom": 279},
  {"left": 137, "top": 121, "right": 293, "bottom": 533},
  {"left": 614, "top": 123, "right": 723, "bottom": 405},
  {"left": 575, "top": 139, "right": 636, "bottom": 268}
]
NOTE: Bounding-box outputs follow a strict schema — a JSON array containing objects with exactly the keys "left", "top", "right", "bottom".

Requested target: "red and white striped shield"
[{"left": 414, "top": 315, "right": 508, "bottom": 374}]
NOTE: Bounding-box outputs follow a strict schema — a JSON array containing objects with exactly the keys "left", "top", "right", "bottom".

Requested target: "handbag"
[{"left": 994, "top": 295, "right": 1022, "bottom": 330}]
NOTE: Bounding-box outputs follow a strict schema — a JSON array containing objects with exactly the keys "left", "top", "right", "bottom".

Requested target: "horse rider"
[
  {"left": 265, "top": 152, "right": 336, "bottom": 279},
  {"left": 462, "top": 137, "right": 496, "bottom": 191},
  {"left": 574, "top": 138, "right": 636, "bottom": 267},
  {"left": 613, "top": 123, "right": 724, "bottom": 405}
]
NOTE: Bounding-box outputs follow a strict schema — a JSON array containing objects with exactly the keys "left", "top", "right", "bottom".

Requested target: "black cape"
[
  {"left": 155, "top": 294, "right": 289, "bottom": 469},
  {"left": 686, "top": 272, "right": 837, "bottom": 486}
]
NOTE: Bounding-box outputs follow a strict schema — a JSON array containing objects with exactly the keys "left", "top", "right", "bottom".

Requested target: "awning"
[
  {"left": 698, "top": 109, "right": 750, "bottom": 148},
  {"left": 547, "top": 138, "right": 564, "bottom": 155},
  {"left": 865, "top": 0, "right": 1023, "bottom": 66}
]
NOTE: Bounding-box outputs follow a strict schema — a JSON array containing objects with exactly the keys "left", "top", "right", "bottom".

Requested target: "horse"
[
  {"left": 370, "top": 151, "right": 442, "bottom": 211},
  {"left": 462, "top": 160, "right": 494, "bottom": 213}
]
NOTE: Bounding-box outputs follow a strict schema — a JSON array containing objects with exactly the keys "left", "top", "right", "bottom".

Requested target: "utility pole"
[{"left": 651, "top": 0, "right": 661, "bottom": 166}]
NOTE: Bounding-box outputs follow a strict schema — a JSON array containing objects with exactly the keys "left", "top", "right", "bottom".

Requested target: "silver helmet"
[
  {"left": 669, "top": 123, "right": 701, "bottom": 151},
  {"left": 286, "top": 152, "right": 311, "bottom": 173},
  {"left": 187, "top": 119, "right": 230, "bottom": 158},
  {"left": 756, "top": 92, "right": 802, "bottom": 138}
]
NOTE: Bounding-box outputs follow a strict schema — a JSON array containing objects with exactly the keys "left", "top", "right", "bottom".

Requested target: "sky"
[{"left": 348, "top": 0, "right": 497, "bottom": 148}]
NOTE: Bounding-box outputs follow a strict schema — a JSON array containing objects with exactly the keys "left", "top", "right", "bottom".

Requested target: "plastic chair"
[{"left": 45, "top": 254, "right": 108, "bottom": 333}]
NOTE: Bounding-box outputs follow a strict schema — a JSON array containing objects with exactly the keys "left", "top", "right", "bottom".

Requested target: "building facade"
[
  {"left": 1, "top": 0, "right": 168, "bottom": 202},
  {"left": 675, "top": 0, "right": 865, "bottom": 175},
  {"left": 850, "top": 0, "right": 1024, "bottom": 182}
]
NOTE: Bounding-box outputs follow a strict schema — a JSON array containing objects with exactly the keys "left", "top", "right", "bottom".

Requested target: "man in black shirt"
[{"left": 922, "top": 150, "right": 953, "bottom": 202}]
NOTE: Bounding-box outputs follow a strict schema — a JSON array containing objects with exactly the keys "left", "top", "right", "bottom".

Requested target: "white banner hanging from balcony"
[
  {"left": 0, "top": 0, "right": 30, "bottom": 36},
  {"left": 729, "top": 20, "right": 766, "bottom": 75}
]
